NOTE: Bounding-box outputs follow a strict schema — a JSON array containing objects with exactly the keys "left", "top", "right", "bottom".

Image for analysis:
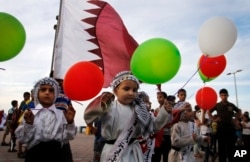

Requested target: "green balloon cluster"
[
  {"left": 130, "top": 38, "right": 181, "bottom": 84},
  {"left": 0, "top": 12, "right": 26, "bottom": 62}
]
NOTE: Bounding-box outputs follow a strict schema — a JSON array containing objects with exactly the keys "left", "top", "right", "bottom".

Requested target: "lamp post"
[{"left": 227, "top": 69, "right": 242, "bottom": 107}]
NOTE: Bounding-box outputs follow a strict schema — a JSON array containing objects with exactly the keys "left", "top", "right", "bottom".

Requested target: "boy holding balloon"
[{"left": 84, "top": 71, "right": 172, "bottom": 162}]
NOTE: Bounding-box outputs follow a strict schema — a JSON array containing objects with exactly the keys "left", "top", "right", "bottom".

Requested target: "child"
[
  {"left": 168, "top": 105, "right": 209, "bottom": 162},
  {"left": 210, "top": 114, "right": 218, "bottom": 154},
  {"left": 200, "top": 117, "right": 213, "bottom": 162},
  {"left": 84, "top": 71, "right": 172, "bottom": 162},
  {"left": 15, "top": 77, "right": 76, "bottom": 162},
  {"left": 0, "top": 110, "right": 5, "bottom": 131},
  {"left": 173, "top": 88, "right": 187, "bottom": 109},
  {"left": 9, "top": 100, "right": 19, "bottom": 152},
  {"left": 152, "top": 91, "right": 170, "bottom": 162},
  {"left": 241, "top": 113, "right": 250, "bottom": 153},
  {"left": 193, "top": 105, "right": 203, "bottom": 159}
]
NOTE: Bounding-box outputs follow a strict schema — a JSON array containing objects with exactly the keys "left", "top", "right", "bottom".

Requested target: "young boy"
[
  {"left": 84, "top": 71, "right": 172, "bottom": 162},
  {"left": 173, "top": 88, "right": 187, "bottom": 109},
  {"left": 168, "top": 105, "right": 210, "bottom": 162},
  {"left": 15, "top": 77, "right": 76, "bottom": 162}
]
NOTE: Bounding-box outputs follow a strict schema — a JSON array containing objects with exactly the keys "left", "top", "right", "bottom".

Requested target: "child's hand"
[
  {"left": 101, "top": 92, "right": 115, "bottom": 109},
  {"left": 175, "top": 102, "right": 191, "bottom": 111},
  {"left": 204, "top": 136, "right": 210, "bottom": 143},
  {"left": 24, "top": 109, "right": 34, "bottom": 125},
  {"left": 192, "top": 133, "right": 197, "bottom": 141},
  {"left": 64, "top": 105, "right": 76, "bottom": 124},
  {"left": 91, "top": 126, "right": 97, "bottom": 134}
]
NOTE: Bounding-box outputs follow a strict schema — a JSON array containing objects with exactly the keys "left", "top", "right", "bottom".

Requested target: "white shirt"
[
  {"left": 15, "top": 104, "right": 76, "bottom": 149},
  {"left": 242, "top": 121, "right": 250, "bottom": 135}
]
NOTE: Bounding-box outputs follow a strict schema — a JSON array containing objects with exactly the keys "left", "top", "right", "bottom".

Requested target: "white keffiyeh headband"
[
  {"left": 33, "top": 77, "right": 60, "bottom": 105},
  {"left": 110, "top": 71, "right": 140, "bottom": 90}
]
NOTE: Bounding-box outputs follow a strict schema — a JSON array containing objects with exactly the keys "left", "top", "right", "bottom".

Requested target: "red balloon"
[
  {"left": 198, "top": 69, "right": 216, "bottom": 83},
  {"left": 199, "top": 54, "right": 226, "bottom": 78},
  {"left": 195, "top": 86, "right": 217, "bottom": 110},
  {"left": 63, "top": 61, "right": 104, "bottom": 101}
]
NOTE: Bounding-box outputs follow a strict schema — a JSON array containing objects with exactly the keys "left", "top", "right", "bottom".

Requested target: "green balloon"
[
  {"left": 0, "top": 12, "right": 26, "bottom": 62},
  {"left": 130, "top": 38, "right": 181, "bottom": 84}
]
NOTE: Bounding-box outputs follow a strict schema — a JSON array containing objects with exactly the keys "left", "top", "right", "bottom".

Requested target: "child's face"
[
  {"left": 38, "top": 84, "right": 55, "bottom": 108},
  {"left": 163, "top": 99, "right": 172, "bottom": 113},
  {"left": 157, "top": 93, "right": 165, "bottom": 105},
  {"left": 114, "top": 80, "right": 138, "bottom": 105},
  {"left": 177, "top": 91, "right": 186, "bottom": 101},
  {"left": 185, "top": 107, "right": 194, "bottom": 121},
  {"left": 24, "top": 94, "right": 30, "bottom": 101},
  {"left": 144, "top": 96, "right": 152, "bottom": 111}
]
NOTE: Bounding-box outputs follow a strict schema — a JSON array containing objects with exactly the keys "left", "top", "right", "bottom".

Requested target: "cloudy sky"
[{"left": 0, "top": 0, "right": 250, "bottom": 126}]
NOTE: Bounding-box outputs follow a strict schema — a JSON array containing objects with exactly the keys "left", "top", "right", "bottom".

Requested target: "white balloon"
[{"left": 198, "top": 16, "right": 237, "bottom": 57}]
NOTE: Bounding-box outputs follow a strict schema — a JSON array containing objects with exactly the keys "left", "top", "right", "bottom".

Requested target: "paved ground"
[
  {"left": 0, "top": 130, "right": 94, "bottom": 162},
  {"left": 0, "top": 130, "right": 217, "bottom": 162}
]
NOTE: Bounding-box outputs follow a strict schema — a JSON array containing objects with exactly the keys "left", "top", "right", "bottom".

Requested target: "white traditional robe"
[
  {"left": 84, "top": 100, "right": 171, "bottom": 162},
  {"left": 168, "top": 121, "right": 207, "bottom": 162},
  {"left": 15, "top": 105, "right": 76, "bottom": 149}
]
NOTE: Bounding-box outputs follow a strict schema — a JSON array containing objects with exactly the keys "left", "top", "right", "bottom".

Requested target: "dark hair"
[
  {"left": 23, "top": 92, "right": 31, "bottom": 97},
  {"left": 244, "top": 111, "right": 249, "bottom": 117},
  {"left": 157, "top": 91, "right": 167, "bottom": 98},
  {"left": 11, "top": 100, "right": 18, "bottom": 107},
  {"left": 177, "top": 88, "right": 186, "bottom": 94},
  {"left": 194, "top": 105, "right": 200, "bottom": 111},
  {"left": 219, "top": 88, "right": 228, "bottom": 95},
  {"left": 243, "top": 113, "right": 250, "bottom": 122},
  {"left": 167, "top": 95, "right": 176, "bottom": 102}
]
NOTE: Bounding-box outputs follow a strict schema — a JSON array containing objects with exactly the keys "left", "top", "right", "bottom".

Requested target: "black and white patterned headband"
[
  {"left": 33, "top": 77, "right": 60, "bottom": 105},
  {"left": 110, "top": 71, "right": 140, "bottom": 90}
]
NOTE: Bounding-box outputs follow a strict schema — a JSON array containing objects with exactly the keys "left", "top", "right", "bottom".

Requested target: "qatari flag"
[{"left": 53, "top": 0, "right": 138, "bottom": 87}]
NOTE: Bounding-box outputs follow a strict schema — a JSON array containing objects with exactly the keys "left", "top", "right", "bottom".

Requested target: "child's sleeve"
[
  {"left": 15, "top": 123, "right": 36, "bottom": 143},
  {"left": 153, "top": 107, "right": 172, "bottom": 131},
  {"left": 84, "top": 94, "right": 110, "bottom": 125},
  {"left": 171, "top": 123, "right": 194, "bottom": 148}
]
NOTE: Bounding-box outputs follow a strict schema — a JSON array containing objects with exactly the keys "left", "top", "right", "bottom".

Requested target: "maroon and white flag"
[{"left": 53, "top": 0, "right": 138, "bottom": 87}]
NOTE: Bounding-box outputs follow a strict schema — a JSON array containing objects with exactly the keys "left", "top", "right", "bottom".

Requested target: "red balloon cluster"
[
  {"left": 63, "top": 61, "right": 104, "bottom": 101},
  {"left": 195, "top": 86, "right": 217, "bottom": 110}
]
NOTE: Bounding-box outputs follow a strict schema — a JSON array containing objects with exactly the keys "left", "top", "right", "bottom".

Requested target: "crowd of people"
[
  {"left": 0, "top": 71, "right": 249, "bottom": 162},
  {"left": 84, "top": 71, "right": 250, "bottom": 162}
]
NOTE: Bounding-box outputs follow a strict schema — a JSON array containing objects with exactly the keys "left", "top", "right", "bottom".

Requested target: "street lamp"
[{"left": 227, "top": 69, "right": 242, "bottom": 107}]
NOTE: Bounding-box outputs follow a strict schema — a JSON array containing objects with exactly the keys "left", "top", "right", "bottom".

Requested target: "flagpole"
[{"left": 50, "top": 0, "right": 63, "bottom": 77}]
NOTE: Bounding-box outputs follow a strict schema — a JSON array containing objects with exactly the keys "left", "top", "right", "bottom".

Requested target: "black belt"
[
  {"left": 105, "top": 138, "right": 136, "bottom": 145},
  {"left": 171, "top": 146, "right": 193, "bottom": 151},
  {"left": 171, "top": 146, "right": 181, "bottom": 151}
]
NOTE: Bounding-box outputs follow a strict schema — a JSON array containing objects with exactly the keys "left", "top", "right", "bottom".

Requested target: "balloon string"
[
  {"left": 174, "top": 55, "right": 208, "bottom": 96},
  {"left": 174, "top": 67, "right": 199, "bottom": 96}
]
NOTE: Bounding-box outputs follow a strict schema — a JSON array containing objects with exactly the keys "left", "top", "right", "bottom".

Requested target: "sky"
[{"left": 0, "top": 0, "right": 250, "bottom": 127}]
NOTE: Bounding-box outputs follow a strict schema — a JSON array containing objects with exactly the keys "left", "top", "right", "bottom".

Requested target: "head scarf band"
[
  {"left": 33, "top": 77, "right": 60, "bottom": 106},
  {"left": 110, "top": 71, "right": 140, "bottom": 90}
]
